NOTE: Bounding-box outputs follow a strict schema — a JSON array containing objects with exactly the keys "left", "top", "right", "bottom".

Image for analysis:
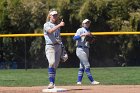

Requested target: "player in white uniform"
[
  {"left": 43, "top": 10, "right": 65, "bottom": 89},
  {"left": 73, "top": 19, "right": 100, "bottom": 85}
]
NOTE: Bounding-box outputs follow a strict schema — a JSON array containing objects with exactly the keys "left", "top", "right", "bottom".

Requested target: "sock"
[
  {"left": 48, "top": 67, "right": 56, "bottom": 84},
  {"left": 77, "top": 68, "right": 84, "bottom": 82},
  {"left": 85, "top": 68, "right": 94, "bottom": 82}
]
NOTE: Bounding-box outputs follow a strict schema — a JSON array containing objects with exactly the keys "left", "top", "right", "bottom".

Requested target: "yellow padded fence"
[{"left": 0, "top": 32, "right": 140, "bottom": 37}]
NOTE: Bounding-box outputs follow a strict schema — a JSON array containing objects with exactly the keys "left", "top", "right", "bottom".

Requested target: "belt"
[
  {"left": 77, "top": 46, "right": 89, "bottom": 48},
  {"left": 47, "top": 43, "right": 60, "bottom": 45}
]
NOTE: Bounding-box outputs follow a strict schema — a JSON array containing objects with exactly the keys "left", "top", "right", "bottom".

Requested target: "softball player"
[
  {"left": 43, "top": 9, "right": 65, "bottom": 89},
  {"left": 73, "top": 19, "right": 100, "bottom": 85}
]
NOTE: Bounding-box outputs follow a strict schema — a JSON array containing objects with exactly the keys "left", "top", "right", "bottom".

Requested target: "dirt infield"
[{"left": 0, "top": 85, "right": 140, "bottom": 93}]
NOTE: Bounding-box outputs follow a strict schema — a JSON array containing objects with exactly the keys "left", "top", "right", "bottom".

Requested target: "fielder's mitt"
[
  {"left": 85, "top": 35, "right": 96, "bottom": 43},
  {"left": 60, "top": 46, "right": 68, "bottom": 62}
]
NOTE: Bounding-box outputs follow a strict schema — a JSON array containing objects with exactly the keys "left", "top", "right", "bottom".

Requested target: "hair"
[{"left": 46, "top": 13, "right": 50, "bottom": 22}]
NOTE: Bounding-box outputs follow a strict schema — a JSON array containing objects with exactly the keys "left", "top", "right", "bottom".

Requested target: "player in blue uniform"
[
  {"left": 73, "top": 19, "right": 100, "bottom": 85},
  {"left": 43, "top": 9, "right": 65, "bottom": 89}
]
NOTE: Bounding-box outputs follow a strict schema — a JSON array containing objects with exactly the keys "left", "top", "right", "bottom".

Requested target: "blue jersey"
[
  {"left": 43, "top": 21, "right": 62, "bottom": 45},
  {"left": 73, "top": 27, "right": 90, "bottom": 47}
]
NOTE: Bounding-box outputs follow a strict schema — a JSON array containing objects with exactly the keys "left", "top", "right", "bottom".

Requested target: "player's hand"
[
  {"left": 81, "top": 32, "right": 91, "bottom": 37},
  {"left": 59, "top": 19, "right": 65, "bottom": 27}
]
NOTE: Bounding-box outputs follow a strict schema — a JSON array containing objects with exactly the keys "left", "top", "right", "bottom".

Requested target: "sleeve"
[
  {"left": 73, "top": 29, "right": 81, "bottom": 40},
  {"left": 44, "top": 23, "right": 51, "bottom": 33}
]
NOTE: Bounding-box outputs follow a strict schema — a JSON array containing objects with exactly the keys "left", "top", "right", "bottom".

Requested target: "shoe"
[
  {"left": 48, "top": 82, "right": 55, "bottom": 89},
  {"left": 77, "top": 82, "right": 82, "bottom": 85},
  {"left": 91, "top": 81, "right": 100, "bottom": 85}
]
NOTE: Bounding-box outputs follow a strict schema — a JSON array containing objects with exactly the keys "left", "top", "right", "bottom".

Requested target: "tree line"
[{"left": 0, "top": 0, "right": 140, "bottom": 69}]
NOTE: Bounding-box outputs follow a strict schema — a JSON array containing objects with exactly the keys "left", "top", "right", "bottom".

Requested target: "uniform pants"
[
  {"left": 76, "top": 47, "right": 90, "bottom": 69},
  {"left": 76, "top": 47, "right": 94, "bottom": 82},
  {"left": 45, "top": 44, "right": 62, "bottom": 68}
]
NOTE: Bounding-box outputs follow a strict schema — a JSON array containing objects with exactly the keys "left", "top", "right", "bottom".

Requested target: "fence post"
[{"left": 24, "top": 37, "right": 27, "bottom": 70}]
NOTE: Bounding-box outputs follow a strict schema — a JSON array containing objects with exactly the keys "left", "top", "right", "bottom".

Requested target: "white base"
[{"left": 42, "top": 87, "right": 68, "bottom": 92}]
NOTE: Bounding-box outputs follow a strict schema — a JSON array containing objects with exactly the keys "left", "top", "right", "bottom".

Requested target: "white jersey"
[
  {"left": 74, "top": 27, "right": 90, "bottom": 47},
  {"left": 43, "top": 21, "right": 61, "bottom": 45}
]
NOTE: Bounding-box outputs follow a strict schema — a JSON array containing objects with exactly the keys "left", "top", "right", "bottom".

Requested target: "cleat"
[
  {"left": 91, "top": 81, "right": 100, "bottom": 85},
  {"left": 77, "top": 82, "right": 82, "bottom": 85},
  {"left": 48, "top": 82, "right": 55, "bottom": 89}
]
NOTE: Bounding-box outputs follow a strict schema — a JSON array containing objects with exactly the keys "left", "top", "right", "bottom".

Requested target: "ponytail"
[{"left": 46, "top": 13, "right": 50, "bottom": 22}]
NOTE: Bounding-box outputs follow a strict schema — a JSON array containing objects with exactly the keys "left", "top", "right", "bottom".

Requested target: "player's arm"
[
  {"left": 73, "top": 32, "right": 91, "bottom": 40},
  {"left": 73, "top": 29, "right": 81, "bottom": 40},
  {"left": 73, "top": 35, "right": 81, "bottom": 40},
  {"left": 47, "top": 21, "right": 64, "bottom": 33},
  {"left": 73, "top": 33, "right": 87, "bottom": 40},
  {"left": 82, "top": 32, "right": 92, "bottom": 36}
]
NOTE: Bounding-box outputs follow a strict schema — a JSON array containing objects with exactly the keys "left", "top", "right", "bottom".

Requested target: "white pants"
[
  {"left": 45, "top": 44, "right": 62, "bottom": 68},
  {"left": 76, "top": 47, "right": 90, "bottom": 69}
]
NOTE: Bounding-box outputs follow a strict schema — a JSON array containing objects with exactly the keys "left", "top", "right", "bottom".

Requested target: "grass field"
[{"left": 0, "top": 67, "right": 139, "bottom": 86}]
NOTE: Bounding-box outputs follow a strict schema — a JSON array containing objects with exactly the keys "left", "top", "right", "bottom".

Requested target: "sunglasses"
[{"left": 51, "top": 14, "right": 58, "bottom": 17}]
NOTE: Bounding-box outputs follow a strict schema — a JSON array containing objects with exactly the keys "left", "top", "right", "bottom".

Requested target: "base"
[{"left": 42, "top": 87, "right": 68, "bottom": 92}]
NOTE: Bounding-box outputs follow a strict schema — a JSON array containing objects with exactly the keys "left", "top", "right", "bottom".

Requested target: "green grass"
[{"left": 0, "top": 67, "right": 140, "bottom": 86}]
